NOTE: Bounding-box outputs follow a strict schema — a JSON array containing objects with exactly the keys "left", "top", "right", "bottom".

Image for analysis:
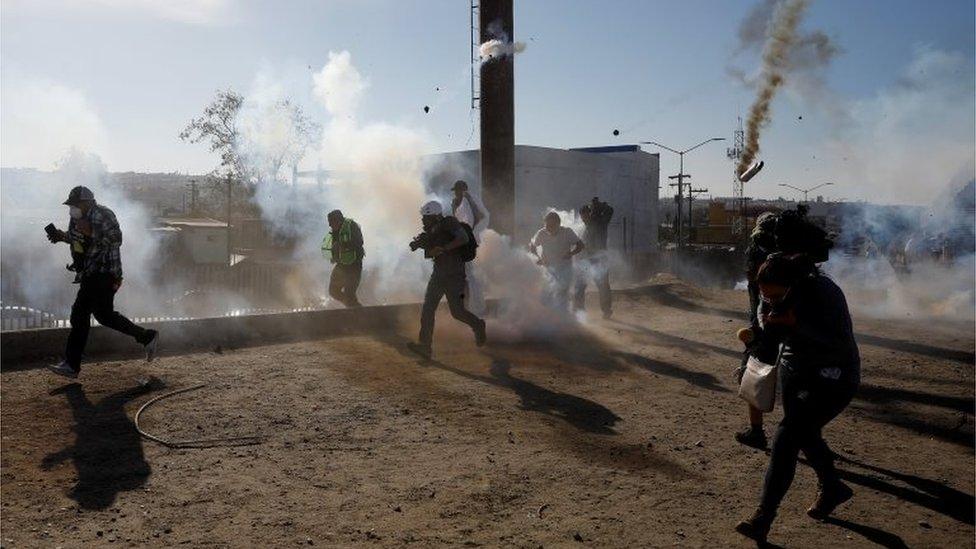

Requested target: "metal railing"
[{"left": 1, "top": 262, "right": 325, "bottom": 332}]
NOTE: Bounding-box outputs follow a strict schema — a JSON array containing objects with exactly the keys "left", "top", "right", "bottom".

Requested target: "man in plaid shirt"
[{"left": 46, "top": 186, "right": 159, "bottom": 378}]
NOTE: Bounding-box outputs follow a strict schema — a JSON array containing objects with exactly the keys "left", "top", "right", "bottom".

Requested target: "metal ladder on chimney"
[{"left": 470, "top": 0, "right": 480, "bottom": 110}]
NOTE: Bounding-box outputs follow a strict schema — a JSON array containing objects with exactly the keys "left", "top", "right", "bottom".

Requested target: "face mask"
[
  {"left": 69, "top": 206, "right": 83, "bottom": 219},
  {"left": 422, "top": 215, "right": 439, "bottom": 232}
]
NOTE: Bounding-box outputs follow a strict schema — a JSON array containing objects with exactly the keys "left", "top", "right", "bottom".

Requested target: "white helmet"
[{"left": 420, "top": 200, "right": 443, "bottom": 216}]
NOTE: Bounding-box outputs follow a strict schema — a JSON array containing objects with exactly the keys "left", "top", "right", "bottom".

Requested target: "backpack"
[{"left": 458, "top": 221, "right": 478, "bottom": 262}]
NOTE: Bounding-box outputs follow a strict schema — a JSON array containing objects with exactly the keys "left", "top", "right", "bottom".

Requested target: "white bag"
[{"left": 738, "top": 354, "right": 778, "bottom": 413}]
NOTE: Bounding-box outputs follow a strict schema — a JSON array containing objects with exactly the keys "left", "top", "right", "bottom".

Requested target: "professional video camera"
[{"left": 409, "top": 232, "right": 433, "bottom": 253}]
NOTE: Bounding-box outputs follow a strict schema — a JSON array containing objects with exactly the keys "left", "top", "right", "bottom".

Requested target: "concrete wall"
[
  {"left": 1, "top": 303, "right": 414, "bottom": 370},
  {"left": 424, "top": 145, "right": 660, "bottom": 251}
]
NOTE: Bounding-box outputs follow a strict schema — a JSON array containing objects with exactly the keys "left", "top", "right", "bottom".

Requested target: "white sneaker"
[
  {"left": 47, "top": 360, "right": 79, "bottom": 379},
  {"left": 144, "top": 330, "right": 159, "bottom": 362}
]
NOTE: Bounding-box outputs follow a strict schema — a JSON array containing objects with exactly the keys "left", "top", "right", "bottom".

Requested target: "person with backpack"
[
  {"left": 407, "top": 200, "right": 486, "bottom": 359},
  {"left": 736, "top": 253, "right": 860, "bottom": 544},
  {"left": 529, "top": 211, "right": 585, "bottom": 311},
  {"left": 321, "top": 209, "right": 364, "bottom": 308}
]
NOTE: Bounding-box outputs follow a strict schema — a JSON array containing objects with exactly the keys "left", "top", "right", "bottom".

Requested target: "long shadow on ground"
[
  {"left": 608, "top": 319, "right": 741, "bottom": 360},
  {"left": 822, "top": 517, "right": 909, "bottom": 549},
  {"left": 371, "top": 333, "right": 619, "bottom": 433},
  {"left": 834, "top": 454, "right": 976, "bottom": 526},
  {"left": 42, "top": 381, "right": 157, "bottom": 510},
  {"left": 370, "top": 333, "right": 696, "bottom": 477},
  {"left": 612, "top": 351, "right": 730, "bottom": 393},
  {"left": 857, "top": 383, "right": 974, "bottom": 415},
  {"left": 773, "top": 450, "right": 976, "bottom": 526},
  {"left": 625, "top": 282, "right": 975, "bottom": 364},
  {"left": 848, "top": 400, "right": 975, "bottom": 449}
]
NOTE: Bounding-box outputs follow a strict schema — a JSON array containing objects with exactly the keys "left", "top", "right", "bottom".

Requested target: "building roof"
[{"left": 569, "top": 145, "right": 644, "bottom": 154}]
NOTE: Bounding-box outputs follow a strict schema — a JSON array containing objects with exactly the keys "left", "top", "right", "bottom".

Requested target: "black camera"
[{"left": 409, "top": 232, "right": 432, "bottom": 252}]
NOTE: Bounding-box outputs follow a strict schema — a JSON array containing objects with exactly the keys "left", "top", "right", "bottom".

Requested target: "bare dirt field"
[{"left": 2, "top": 275, "right": 973, "bottom": 548}]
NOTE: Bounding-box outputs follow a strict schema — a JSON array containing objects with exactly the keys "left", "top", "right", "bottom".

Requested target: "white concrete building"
[{"left": 426, "top": 145, "right": 660, "bottom": 254}]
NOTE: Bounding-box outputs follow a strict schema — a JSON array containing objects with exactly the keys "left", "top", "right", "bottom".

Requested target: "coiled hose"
[{"left": 135, "top": 384, "right": 264, "bottom": 448}]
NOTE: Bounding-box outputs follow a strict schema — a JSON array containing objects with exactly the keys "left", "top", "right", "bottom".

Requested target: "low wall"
[{"left": 1, "top": 303, "right": 418, "bottom": 370}]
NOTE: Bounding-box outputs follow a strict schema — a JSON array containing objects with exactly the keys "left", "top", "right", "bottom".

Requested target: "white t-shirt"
[
  {"left": 531, "top": 226, "right": 582, "bottom": 268},
  {"left": 453, "top": 193, "right": 489, "bottom": 242}
]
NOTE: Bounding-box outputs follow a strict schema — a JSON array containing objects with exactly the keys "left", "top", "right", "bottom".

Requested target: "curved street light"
[
  {"left": 640, "top": 138, "right": 726, "bottom": 246},
  {"left": 778, "top": 182, "right": 834, "bottom": 203}
]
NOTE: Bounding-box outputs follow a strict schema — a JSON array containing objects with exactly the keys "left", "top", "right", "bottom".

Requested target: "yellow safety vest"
[{"left": 321, "top": 218, "right": 359, "bottom": 265}]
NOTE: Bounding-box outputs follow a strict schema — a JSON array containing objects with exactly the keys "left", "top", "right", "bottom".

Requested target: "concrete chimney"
[{"left": 479, "top": 0, "right": 515, "bottom": 237}]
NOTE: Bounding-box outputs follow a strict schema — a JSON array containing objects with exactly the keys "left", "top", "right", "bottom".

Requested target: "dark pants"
[
  {"left": 573, "top": 257, "right": 612, "bottom": 315},
  {"left": 419, "top": 272, "right": 483, "bottom": 346},
  {"left": 759, "top": 372, "right": 857, "bottom": 514},
  {"left": 329, "top": 261, "right": 362, "bottom": 308},
  {"left": 66, "top": 274, "right": 151, "bottom": 371}
]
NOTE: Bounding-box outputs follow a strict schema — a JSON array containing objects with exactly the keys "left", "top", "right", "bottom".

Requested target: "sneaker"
[
  {"left": 735, "top": 507, "right": 774, "bottom": 543},
  {"left": 735, "top": 425, "right": 768, "bottom": 450},
  {"left": 807, "top": 481, "right": 853, "bottom": 520},
  {"left": 143, "top": 330, "right": 159, "bottom": 362},
  {"left": 47, "top": 360, "right": 79, "bottom": 379},
  {"left": 474, "top": 320, "right": 487, "bottom": 347},
  {"left": 406, "top": 342, "right": 432, "bottom": 360}
]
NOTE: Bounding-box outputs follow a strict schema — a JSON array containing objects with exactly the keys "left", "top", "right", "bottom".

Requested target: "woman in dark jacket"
[{"left": 736, "top": 253, "right": 860, "bottom": 543}]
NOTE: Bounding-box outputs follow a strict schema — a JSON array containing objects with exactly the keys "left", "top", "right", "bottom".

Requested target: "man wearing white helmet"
[{"left": 407, "top": 200, "right": 486, "bottom": 359}]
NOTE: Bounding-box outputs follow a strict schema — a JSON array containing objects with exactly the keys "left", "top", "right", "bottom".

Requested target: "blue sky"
[{"left": 2, "top": 0, "right": 973, "bottom": 205}]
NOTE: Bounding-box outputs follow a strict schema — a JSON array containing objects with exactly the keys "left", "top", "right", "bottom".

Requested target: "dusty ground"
[{"left": 2, "top": 275, "right": 973, "bottom": 548}]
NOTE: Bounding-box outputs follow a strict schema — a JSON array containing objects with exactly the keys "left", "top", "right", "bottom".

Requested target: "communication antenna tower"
[{"left": 726, "top": 117, "right": 746, "bottom": 235}]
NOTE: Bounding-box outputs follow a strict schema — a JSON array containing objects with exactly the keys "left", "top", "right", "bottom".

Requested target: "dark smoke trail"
[{"left": 737, "top": 0, "right": 810, "bottom": 177}]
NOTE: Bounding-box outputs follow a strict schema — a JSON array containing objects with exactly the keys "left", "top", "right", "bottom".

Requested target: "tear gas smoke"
[
  {"left": 479, "top": 38, "right": 526, "bottom": 61},
  {"left": 479, "top": 19, "right": 526, "bottom": 62},
  {"left": 736, "top": 0, "right": 811, "bottom": 177},
  {"left": 822, "top": 166, "right": 975, "bottom": 320},
  {"left": 730, "top": 0, "right": 844, "bottom": 128},
  {"left": 241, "top": 51, "right": 582, "bottom": 332},
  {"left": 239, "top": 51, "right": 433, "bottom": 306},
  {"left": 0, "top": 149, "right": 163, "bottom": 319}
]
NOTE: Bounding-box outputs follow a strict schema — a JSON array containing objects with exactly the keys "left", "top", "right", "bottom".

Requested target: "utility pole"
[
  {"left": 642, "top": 137, "right": 725, "bottom": 249},
  {"left": 687, "top": 187, "right": 709, "bottom": 245},
  {"left": 668, "top": 171, "right": 687, "bottom": 246}
]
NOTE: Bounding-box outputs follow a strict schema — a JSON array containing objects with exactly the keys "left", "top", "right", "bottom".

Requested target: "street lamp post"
[
  {"left": 641, "top": 138, "right": 725, "bottom": 247},
  {"left": 778, "top": 182, "right": 834, "bottom": 203}
]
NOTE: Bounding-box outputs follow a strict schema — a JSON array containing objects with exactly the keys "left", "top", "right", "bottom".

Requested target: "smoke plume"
[
  {"left": 479, "top": 19, "right": 525, "bottom": 63},
  {"left": 479, "top": 38, "right": 526, "bottom": 61},
  {"left": 736, "top": 0, "right": 812, "bottom": 176}
]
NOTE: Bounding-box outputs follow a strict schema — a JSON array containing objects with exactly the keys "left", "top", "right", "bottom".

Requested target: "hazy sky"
[{"left": 2, "top": 0, "right": 974, "bottom": 205}]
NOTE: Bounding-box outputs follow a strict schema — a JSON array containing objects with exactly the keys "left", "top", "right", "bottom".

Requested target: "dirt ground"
[{"left": 2, "top": 275, "right": 973, "bottom": 548}]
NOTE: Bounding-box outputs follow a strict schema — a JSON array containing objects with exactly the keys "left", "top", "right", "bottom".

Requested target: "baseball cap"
[{"left": 63, "top": 186, "right": 94, "bottom": 206}]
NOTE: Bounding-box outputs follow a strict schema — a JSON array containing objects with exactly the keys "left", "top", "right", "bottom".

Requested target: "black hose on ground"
[{"left": 135, "top": 384, "right": 264, "bottom": 448}]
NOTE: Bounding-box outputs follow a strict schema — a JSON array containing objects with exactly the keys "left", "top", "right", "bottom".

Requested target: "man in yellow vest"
[{"left": 321, "top": 209, "right": 364, "bottom": 307}]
